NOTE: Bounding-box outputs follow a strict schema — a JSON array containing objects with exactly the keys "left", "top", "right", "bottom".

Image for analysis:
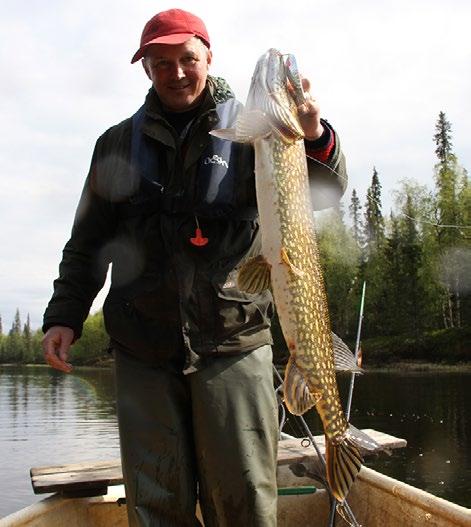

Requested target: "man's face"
[{"left": 143, "top": 37, "right": 212, "bottom": 112}]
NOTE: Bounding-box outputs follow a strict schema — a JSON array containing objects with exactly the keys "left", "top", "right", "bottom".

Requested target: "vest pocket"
[{"left": 103, "top": 294, "right": 182, "bottom": 361}]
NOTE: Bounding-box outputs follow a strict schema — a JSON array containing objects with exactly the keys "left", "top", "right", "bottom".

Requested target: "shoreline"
[
  {"left": 2, "top": 359, "right": 471, "bottom": 372},
  {"left": 363, "top": 360, "right": 471, "bottom": 372}
]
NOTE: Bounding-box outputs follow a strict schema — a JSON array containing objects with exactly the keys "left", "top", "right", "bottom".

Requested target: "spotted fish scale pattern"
[{"left": 271, "top": 137, "right": 347, "bottom": 442}]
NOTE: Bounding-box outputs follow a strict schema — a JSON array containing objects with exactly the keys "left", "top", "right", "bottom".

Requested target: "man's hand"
[
  {"left": 297, "top": 77, "right": 324, "bottom": 141},
  {"left": 42, "top": 326, "right": 75, "bottom": 373}
]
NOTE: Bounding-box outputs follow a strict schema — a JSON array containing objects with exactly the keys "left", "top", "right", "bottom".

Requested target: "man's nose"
[{"left": 171, "top": 62, "right": 185, "bottom": 79}]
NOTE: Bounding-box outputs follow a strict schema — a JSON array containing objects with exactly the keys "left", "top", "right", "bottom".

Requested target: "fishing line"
[{"left": 309, "top": 156, "right": 471, "bottom": 231}]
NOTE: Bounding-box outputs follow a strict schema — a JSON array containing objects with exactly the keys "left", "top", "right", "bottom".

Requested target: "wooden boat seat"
[{"left": 30, "top": 428, "right": 406, "bottom": 498}]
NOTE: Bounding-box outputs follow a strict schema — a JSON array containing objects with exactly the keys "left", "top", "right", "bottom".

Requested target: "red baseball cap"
[{"left": 131, "top": 8, "right": 210, "bottom": 64}]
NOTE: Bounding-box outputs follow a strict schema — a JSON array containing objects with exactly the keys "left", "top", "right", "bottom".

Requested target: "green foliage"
[
  {"left": 316, "top": 208, "right": 361, "bottom": 338},
  {"left": 69, "top": 311, "right": 110, "bottom": 365},
  {"left": 432, "top": 112, "right": 470, "bottom": 328},
  {"left": 0, "top": 309, "right": 109, "bottom": 365},
  {"left": 362, "top": 327, "right": 470, "bottom": 365}
]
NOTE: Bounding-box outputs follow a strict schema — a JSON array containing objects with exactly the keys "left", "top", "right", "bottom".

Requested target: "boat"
[{"left": 1, "top": 429, "right": 469, "bottom": 526}]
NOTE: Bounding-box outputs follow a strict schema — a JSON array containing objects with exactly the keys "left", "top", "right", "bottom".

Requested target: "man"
[{"left": 43, "top": 8, "right": 347, "bottom": 527}]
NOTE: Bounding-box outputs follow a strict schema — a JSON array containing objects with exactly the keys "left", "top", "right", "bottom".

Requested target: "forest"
[{"left": 1, "top": 112, "right": 469, "bottom": 366}]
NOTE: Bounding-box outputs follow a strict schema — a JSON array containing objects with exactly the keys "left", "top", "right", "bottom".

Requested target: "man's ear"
[
  {"left": 206, "top": 49, "right": 213, "bottom": 68},
  {"left": 142, "top": 58, "right": 151, "bottom": 80}
]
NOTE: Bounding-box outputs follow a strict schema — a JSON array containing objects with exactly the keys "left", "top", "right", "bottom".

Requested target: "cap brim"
[{"left": 131, "top": 33, "right": 194, "bottom": 63}]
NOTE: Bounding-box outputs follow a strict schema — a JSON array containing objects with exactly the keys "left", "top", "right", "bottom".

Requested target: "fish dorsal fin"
[
  {"left": 331, "top": 333, "right": 362, "bottom": 373},
  {"left": 237, "top": 255, "right": 272, "bottom": 294},
  {"left": 283, "top": 357, "right": 320, "bottom": 416}
]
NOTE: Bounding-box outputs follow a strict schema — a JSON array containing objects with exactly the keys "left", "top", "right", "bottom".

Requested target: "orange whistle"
[{"left": 190, "top": 228, "right": 208, "bottom": 246}]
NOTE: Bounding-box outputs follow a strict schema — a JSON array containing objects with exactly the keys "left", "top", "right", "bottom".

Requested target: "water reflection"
[
  {"left": 0, "top": 366, "right": 120, "bottom": 517},
  {"left": 0, "top": 366, "right": 469, "bottom": 518},
  {"left": 280, "top": 370, "right": 471, "bottom": 508}
]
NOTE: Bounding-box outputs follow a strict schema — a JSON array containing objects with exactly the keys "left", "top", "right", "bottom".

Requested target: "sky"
[{"left": 1, "top": 0, "right": 470, "bottom": 332}]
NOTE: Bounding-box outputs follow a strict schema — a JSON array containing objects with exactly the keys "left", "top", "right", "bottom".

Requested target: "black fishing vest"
[{"left": 130, "top": 98, "right": 257, "bottom": 220}]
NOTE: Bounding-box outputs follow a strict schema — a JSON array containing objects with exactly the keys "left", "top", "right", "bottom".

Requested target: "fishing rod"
[
  {"left": 326, "top": 280, "right": 367, "bottom": 527},
  {"left": 346, "top": 281, "right": 366, "bottom": 421}
]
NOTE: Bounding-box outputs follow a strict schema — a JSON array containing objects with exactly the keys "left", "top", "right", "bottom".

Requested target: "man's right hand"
[{"left": 42, "top": 326, "right": 75, "bottom": 373}]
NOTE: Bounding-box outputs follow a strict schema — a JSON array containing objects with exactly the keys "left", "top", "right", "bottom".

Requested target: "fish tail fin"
[
  {"left": 325, "top": 425, "right": 385, "bottom": 501},
  {"left": 325, "top": 432, "right": 363, "bottom": 502}
]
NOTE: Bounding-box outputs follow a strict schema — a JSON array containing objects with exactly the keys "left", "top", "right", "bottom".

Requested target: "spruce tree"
[
  {"left": 349, "top": 189, "right": 362, "bottom": 246},
  {"left": 10, "top": 309, "right": 21, "bottom": 335},
  {"left": 23, "top": 314, "right": 33, "bottom": 363},
  {"left": 399, "top": 194, "right": 426, "bottom": 334},
  {"left": 433, "top": 112, "right": 469, "bottom": 328},
  {"left": 5, "top": 309, "right": 23, "bottom": 362},
  {"left": 361, "top": 168, "right": 388, "bottom": 337},
  {"left": 363, "top": 167, "right": 385, "bottom": 250},
  {"left": 434, "top": 111, "right": 453, "bottom": 168}
]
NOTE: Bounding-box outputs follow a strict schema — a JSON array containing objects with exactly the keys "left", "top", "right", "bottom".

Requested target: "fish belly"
[{"left": 253, "top": 138, "right": 297, "bottom": 347}]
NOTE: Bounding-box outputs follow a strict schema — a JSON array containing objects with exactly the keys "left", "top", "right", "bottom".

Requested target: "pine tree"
[
  {"left": 349, "top": 189, "right": 362, "bottom": 246},
  {"left": 4, "top": 309, "right": 23, "bottom": 362},
  {"left": 23, "top": 314, "right": 33, "bottom": 363},
  {"left": 10, "top": 309, "right": 22, "bottom": 336},
  {"left": 399, "top": 194, "right": 426, "bottom": 334},
  {"left": 434, "top": 111, "right": 453, "bottom": 167},
  {"left": 392, "top": 179, "right": 442, "bottom": 331},
  {"left": 363, "top": 167, "right": 385, "bottom": 250},
  {"left": 361, "top": 168, "right": 388, "bottom": 336},
  {"left": 433, "top": 112, "right": 469, "bottom": 328}
]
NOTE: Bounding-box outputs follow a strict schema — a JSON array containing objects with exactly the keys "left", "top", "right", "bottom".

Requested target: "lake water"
[{"left": 0, "top": 364, "right": 470, "bottom": 518}]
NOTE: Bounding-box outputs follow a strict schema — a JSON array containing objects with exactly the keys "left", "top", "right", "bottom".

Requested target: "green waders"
[{"left": 115, "top": 345, "right": 278, "bottom": 527}]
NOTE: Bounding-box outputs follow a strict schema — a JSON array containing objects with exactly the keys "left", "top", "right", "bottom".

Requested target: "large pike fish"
[{"left": 212, "top": 49, "right": 377, "bottom": 502}]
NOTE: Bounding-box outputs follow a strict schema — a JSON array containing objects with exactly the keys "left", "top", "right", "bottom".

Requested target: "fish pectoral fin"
[
  {"left": 237, "top": 255, "right": 272, "bottom": 294},
  {"left": 325, "top": 434, "right": 363, "bottom": 502},
  {"left": 283, "top": 357, "right": 321, "bottom": 416},
  {"left": 331, "top": 332, "right": 363, "bottom": 373},
  {"left": 235, "top": 109, "right": 272, "bottom": 141},
  {"left": 210, "top": 111, "right": 272, "bottom": 144},
  {"left": 209, "top": 128, "right": 240, "bottom": 142},
  {"left": 280, "top": 247, "right": 305, "bottom": 278}
]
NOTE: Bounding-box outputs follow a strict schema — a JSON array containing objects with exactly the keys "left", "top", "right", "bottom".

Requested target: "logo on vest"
[{"left": 204, "top": 154, "right": 229, "bottom": 168}]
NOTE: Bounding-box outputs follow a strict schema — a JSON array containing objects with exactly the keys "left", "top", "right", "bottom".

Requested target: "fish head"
[
  {"left": 243, "top": 49, "right": 305, "bottom": 143},
  {"left": 210, "top": 49, "right": 305, "bottom": 144}
]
